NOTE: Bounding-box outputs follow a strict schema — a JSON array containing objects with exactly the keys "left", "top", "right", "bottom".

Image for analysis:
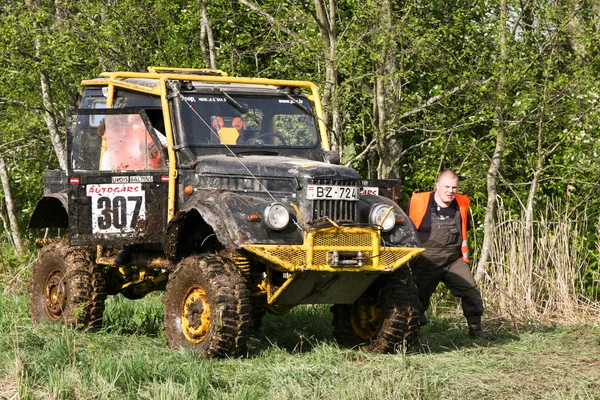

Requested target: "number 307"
[{"left": 96, "top": 196, "right": 143, "bottom": 230}]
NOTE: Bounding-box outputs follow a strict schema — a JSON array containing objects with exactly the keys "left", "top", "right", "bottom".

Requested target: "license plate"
[{"left": 306, "top": 185, "right": 359, "bottom": 200}]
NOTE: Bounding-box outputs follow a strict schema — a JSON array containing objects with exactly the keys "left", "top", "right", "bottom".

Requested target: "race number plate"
[
  {"left": 360, "top": 186, "right": 379, "bottom": 195},
  {"left": 87, "top": 183, "right": 146, "bottom": 234},
  {"left": 306, "top": 185, "right": 359, "bottom": 201}
]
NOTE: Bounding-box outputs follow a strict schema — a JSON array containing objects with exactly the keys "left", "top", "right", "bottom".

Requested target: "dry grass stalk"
[{"left": 479, "top": 198, "right": 600, "bottom": 326}]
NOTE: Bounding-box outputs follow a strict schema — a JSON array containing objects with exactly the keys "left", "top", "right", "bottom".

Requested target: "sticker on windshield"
[
  {"left": 232, "top": 117, "right": 244, "bottom": 130},
  {"left": 278, "top": 99, "right": 305, "bottom": 104},
  {"left": 211, "top": 116, "right": 224, "bottom": 130},
  {"left": 87, "top": 183, "right": 146, "bottom": 234},
  {"left": 196, "top": 97, "right": 226, "bottom": 103}
]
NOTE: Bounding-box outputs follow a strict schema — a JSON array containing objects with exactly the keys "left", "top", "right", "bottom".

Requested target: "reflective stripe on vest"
[{"left": 408, "top": 192, "right": 470, "bottom": 262}]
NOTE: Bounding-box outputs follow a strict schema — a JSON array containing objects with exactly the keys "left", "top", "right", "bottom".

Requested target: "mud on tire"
[
  {"left": 29, "top": 241, "right": 107, "bottom": 328},
  {"left": 163, "top": 255, "right": 252, "bottom": 358},
  {"left": 331, "top": 265, "right": 420, "bottom": 353}
]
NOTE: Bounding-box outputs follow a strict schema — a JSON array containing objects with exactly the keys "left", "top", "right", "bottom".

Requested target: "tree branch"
[
  {"left": 397, "top": 77, "right": 493, "bottom": 121},
  {"left": 238, "top": 0, "right": 306, "bottom": 42}
]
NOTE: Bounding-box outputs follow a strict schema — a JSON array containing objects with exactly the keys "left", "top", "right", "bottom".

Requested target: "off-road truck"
[{"left": 28, "top": 66, "right": 424, "bottom": 357}]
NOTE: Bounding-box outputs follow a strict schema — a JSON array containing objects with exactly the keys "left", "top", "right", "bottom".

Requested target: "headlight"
[
  {"left": 369, "top": 204, "right": 396, "bottom": 232},
  {"left": 263, "top": 202, "right": 290, "bottom": 230}
]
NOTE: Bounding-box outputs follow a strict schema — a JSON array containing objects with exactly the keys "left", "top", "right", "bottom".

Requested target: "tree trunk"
[
  {"left": 200, "top": 0, "right": 217, "bottom": 69},
  {"left": 26, "top": 0, "right": 67, "bottom": 170},
  {"left": 524, "top": 90, "right": 546, "bottom": 233},
  {"left": 313, "top": 0, "right": 340, "bottom": 151},
  {"left": 475, "top": 0, "right": 509, "bottom": 282},
  {"left": 0, "top": 155, "right": 24, "bottom": 256},
  {"left": 373, "top": 0, "right": 398, "bottom": 179},
  {"left": 39, "top": 70, "right": 67, "bottom": 170}
]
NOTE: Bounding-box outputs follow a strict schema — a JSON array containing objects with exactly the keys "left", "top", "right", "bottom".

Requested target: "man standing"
[{"left": 407, "top": 170, "right": 486, "bottom": 338}]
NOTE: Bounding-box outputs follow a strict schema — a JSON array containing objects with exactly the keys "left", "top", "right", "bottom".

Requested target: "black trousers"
[{"left": 413, "top": 255, "right": 484, "bottom": 321}]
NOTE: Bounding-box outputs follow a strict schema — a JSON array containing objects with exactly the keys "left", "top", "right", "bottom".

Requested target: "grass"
[
  {"left": 1, "top": 289, "right": 600, "bottom": 399},
  {"left": 3, "top": 201, "right": 600, "bottom": 399}
]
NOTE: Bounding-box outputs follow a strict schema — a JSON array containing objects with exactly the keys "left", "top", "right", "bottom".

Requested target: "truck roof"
[{"left": 81, "top": 67, "right": 317, "bottom": 93}]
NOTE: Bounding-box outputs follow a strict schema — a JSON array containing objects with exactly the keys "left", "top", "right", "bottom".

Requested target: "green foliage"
[{"left": 1, "top": 0, "right": 600, "bottom": 274}]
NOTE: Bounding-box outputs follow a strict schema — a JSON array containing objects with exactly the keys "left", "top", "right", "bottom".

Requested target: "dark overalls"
[{"left": 413, "top": 206, "right": 484, "bottom": 327}]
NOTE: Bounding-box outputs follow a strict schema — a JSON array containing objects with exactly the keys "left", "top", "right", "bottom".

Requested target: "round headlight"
[
  {"left": 263, "top": 202, "right": 290, "bottom": 230},
  {"left": 369, "top": 204, "right": 396, "bottom": 232}
]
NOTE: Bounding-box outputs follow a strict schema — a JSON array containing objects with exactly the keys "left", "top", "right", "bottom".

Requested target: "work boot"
[
  {"left": 467, "top": 317, "right": 488, "bottom": 339},
  {"left": 468, "top": 324, "right": 488, "bottom": 339}
]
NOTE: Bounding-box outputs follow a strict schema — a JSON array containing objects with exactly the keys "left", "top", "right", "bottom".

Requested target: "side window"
[
  {"left": 73, "top": 112, "right": 167, "bottom": 171},
  {"left": 72, "top": 114, "right": 104, "bottom": 170},
  {"left": 99, "top": 114, "right": 167, "bottom": 171},
  {"left": 89, "top": 100, "right": 107, "bottom": 127}
]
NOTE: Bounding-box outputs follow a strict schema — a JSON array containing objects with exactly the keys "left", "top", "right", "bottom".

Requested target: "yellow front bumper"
[{"left": 242, "top": 226, "right": 424, "bottom": 306}]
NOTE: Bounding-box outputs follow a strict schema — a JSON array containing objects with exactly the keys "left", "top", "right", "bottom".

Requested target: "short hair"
[{"left": 436, "top": 170, "right": 459, "bottom": 183}]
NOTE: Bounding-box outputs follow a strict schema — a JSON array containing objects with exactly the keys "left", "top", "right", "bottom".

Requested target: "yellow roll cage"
[{"left": 81, "top": 66, "right": 331, "bottom": 222}]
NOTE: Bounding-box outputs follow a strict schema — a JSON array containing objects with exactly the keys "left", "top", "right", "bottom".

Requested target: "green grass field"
[{"left": 1, "top": 289, "right": 600, "bottom": 400}]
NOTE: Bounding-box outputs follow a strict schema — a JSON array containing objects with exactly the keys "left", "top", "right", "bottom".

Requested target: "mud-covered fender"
[
  {"left": 164, "top": 190, "right": 302, "bottom": 255},
  {"left": 28, "top": 194, "right": 68, "bottom": 229},
  {"left": 358, "top": 194, "right": 421, "bottom": 247}
]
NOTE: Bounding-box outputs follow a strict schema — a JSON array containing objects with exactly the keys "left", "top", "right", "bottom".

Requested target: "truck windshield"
[{"left": 178, "top": 93, "right": 320, "bottom": 149}]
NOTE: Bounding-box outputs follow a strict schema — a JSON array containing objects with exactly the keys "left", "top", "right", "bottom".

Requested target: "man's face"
[{"left": 435, "top": 176, "right": 459, "bottom": 205}]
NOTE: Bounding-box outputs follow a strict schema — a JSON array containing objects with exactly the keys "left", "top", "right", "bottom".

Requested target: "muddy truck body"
[{"left": 28, "top": 67, "right": 424, "bottom": 357}]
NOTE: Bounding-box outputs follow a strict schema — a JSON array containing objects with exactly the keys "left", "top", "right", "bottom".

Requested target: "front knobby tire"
[
  {"left": 163, "top": 255, "right": 252, "bottom": 358},
  {"left": 331, "top": 266, "right": 421, "bottom": 353},
  {"left": 29, "top": 241, "right": 107, "bottom": 329}
]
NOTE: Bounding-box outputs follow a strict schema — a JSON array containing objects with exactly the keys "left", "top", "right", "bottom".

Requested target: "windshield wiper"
[
  {"left": 215, "top": 88, "right": 248, "bottom": 113},
  {"left": 215, "top": 88, "right": 262, "bottom": 126},
  {"left": 285, "top": 94, "right": 315, "bottom": 117}
]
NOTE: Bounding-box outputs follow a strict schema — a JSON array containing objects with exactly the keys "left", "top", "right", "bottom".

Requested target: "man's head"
[{"left": 435, "top": 170, "right": 459, "bottom": 206}]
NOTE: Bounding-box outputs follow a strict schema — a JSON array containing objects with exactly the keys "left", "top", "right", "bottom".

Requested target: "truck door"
[{"left": 68, "top": 108, "right": 169, "bottom": 247}]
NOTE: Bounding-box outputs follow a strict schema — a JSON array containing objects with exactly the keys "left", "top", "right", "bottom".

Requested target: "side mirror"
[{"left": 324, "top": 150, "right": 340, "bottom": 165}]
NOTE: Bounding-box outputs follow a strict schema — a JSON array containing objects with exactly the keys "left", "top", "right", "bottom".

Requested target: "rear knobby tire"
[
  {"left": 29, "top": 241, "right": 107, "bottom": 329},
  {"left": 163, "top": 255, "right": 252, "bottom": 358},
  {"left": 331, "top": 266, "right": 421, "bottom": 353}
]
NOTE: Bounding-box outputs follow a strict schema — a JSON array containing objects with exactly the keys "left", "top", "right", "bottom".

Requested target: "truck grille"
[{"left": 311, "top": 178, "right": 359, "bottom": 222}]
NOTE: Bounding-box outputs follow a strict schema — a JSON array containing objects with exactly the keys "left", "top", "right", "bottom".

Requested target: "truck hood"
[{"left": 194, "top": 155, "right": 360, "bottom": 181}]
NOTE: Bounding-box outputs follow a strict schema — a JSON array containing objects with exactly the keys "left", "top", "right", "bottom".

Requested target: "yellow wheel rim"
[
  {"left": 44, "top": 269, "right": 66, "bottom": 321},
  {"left": 350, "top": 301, "right": 382, "bottom": 339},
  {"left": 181, "top": 287, "right": 211, "bottom": 344}
]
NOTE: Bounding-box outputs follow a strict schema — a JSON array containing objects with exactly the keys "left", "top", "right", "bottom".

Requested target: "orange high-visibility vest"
[{"left": 408, "top": 192, "right": 471, "bottom": 262}]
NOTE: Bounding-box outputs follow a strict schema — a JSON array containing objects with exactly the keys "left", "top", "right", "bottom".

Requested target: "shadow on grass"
[
  {"left": 96, "top": 293, "right": 559, "bottom": 357},
  {"left": 415, "top": 290, "right": 524, "bottom": 354},
  {"left": 100, "top": 297, "right": 335, "bottom": 355},
  {"left": 247, "top": 305, "right": 528, "bottom": 356},
  {"left": 248, "top": 304, "right": 335, "bottom": 355},
  {"left": 415, "top": 315, "right": 522, "bottom": 354}
]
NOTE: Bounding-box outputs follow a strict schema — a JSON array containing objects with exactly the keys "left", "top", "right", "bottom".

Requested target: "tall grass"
[
  {"left": 479, "top": 198, "right": 600, "bottom": 326},
  {"left": 2, "top": 291, "right": 600, "bottom": 399}
]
